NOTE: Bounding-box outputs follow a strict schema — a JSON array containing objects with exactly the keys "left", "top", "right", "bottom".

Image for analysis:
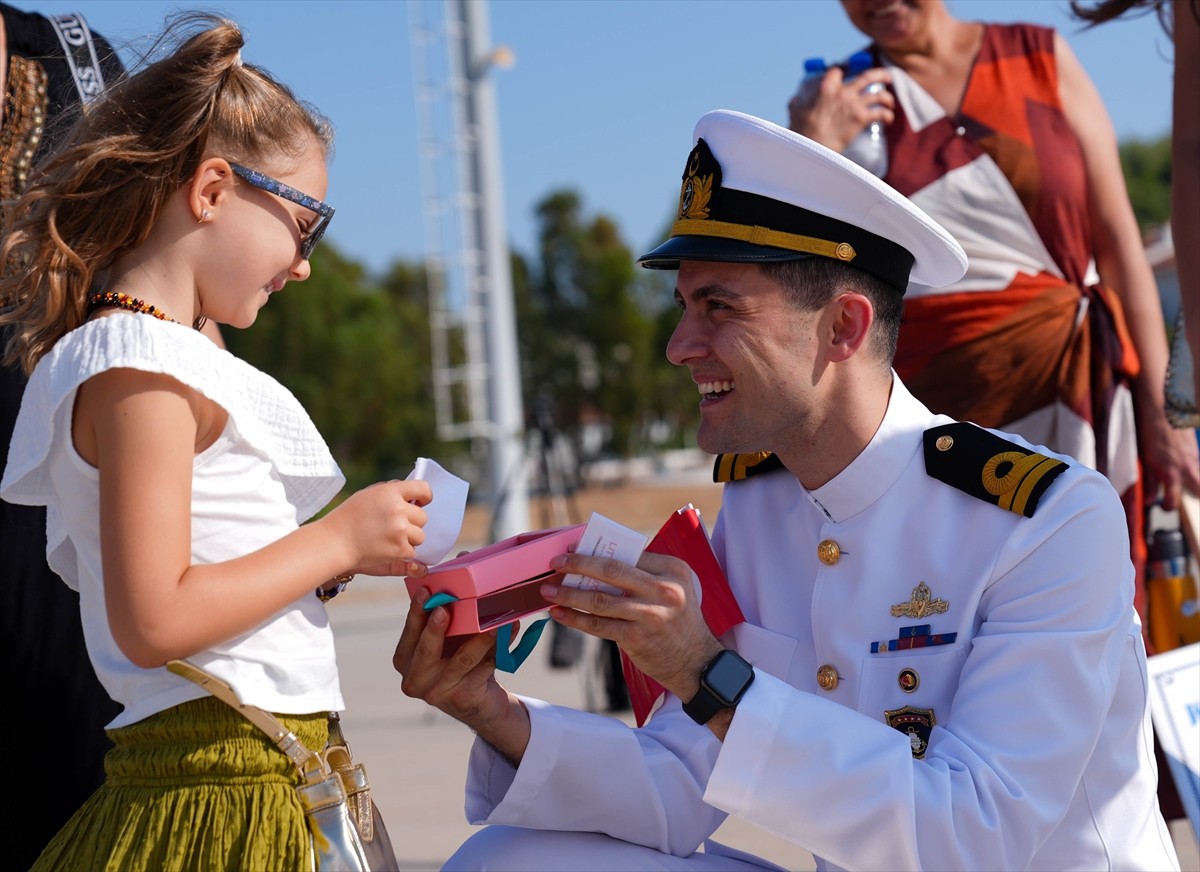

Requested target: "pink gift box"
[{"left": 406, "top": 525, "right": 584, "bottom": 635}]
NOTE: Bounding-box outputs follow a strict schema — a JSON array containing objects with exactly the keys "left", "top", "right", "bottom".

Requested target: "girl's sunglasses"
[{"left": 229, "top": 163, "right": 335, "bottom": 260}]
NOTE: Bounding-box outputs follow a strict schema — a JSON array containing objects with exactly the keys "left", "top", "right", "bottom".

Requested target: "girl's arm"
[{"left": 78, "top": 366, "right": 430, "bottom": 668}]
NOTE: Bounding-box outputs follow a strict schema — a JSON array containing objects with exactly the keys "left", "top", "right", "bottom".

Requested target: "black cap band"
[{"left": 636, "top": 138, "right": 915, "bottom": 294}]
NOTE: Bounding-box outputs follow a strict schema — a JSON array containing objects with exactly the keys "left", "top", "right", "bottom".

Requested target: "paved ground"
[{"left": 329, "top": 480, "right": 1200, "bottom": 871}]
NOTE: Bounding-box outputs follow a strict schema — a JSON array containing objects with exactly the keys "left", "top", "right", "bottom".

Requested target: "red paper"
[{"left": 620, "top": 505, "right": 745, "bottom": 725}]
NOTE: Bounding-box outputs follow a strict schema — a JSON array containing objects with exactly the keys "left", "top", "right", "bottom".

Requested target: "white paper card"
[
  {"left": 406, "top": 457, "right": 469, "bottom": 565},
  {"left": 561, "top": 512, "right": 648, "bottom": 596},
  {"left": 1146, "top": 642, "right": 1200, "bottom": 841}
]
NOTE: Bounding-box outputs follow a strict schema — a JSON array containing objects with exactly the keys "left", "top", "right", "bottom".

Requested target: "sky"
[{"left": 28, "top": 0, "right": 1176, "bottom": 277}]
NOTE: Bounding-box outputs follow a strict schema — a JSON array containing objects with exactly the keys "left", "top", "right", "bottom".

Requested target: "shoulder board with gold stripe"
[
  {"left": 923, "top": 423, "right": 1068, "bottom": 518},
  {"left": 713, "top": 451, "right": 785, "bottom": 483}
]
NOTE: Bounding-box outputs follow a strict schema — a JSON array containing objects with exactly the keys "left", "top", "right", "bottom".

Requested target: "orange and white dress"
[{"left": 879, "top": 23, "right": 1145, "bottom": 596}]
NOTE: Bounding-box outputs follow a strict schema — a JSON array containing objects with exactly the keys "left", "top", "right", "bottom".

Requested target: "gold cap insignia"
[{"left": 678, "top": 139, "right": 721, "bottom": 221}]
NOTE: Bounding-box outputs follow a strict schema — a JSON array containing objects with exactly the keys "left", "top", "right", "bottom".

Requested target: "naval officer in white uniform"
[{"left": 394, "top": 109, "right": 1180, "bottom": 872}]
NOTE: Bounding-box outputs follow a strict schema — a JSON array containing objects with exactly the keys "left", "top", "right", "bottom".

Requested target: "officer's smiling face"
[{"left": 667, "top": 259, "right": 821, "bottom": 458}]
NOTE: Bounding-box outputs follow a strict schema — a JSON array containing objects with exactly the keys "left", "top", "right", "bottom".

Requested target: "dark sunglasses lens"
[{"left": 302, "top": 216, "right": 330, "bottom": 260}]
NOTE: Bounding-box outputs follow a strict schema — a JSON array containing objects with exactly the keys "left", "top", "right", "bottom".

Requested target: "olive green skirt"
[{"left": 33, "top": 696, "right": 329, "bottom": 872}]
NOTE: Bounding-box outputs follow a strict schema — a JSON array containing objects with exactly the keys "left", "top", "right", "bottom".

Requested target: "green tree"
[
  {"left": 223, "top": 244, "right": 446, "bottom": 495},
  {"left": 1119, "top": 135, "right": 1172, "bottom": 231},
  {"left": 522, "top": 189, "right": 697, "bottom": 462}
]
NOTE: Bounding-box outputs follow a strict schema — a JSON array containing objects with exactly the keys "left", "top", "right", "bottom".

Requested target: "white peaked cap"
[{"left": 638, "top": 109, "right": 967, "bottom": 293}]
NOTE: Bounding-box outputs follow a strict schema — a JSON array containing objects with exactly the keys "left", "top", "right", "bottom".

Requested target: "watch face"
[{"left": 706, "top": 651, "right": 753, "bottom": 703}]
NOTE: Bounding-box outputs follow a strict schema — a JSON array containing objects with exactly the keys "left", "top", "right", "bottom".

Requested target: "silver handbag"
[{"left": 167, "top": 660, "right": 398, "bottom": 871}]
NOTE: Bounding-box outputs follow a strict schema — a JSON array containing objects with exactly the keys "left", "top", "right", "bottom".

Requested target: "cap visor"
[{"left": 637, "top": 235, "right": 817, "bottom": 270}]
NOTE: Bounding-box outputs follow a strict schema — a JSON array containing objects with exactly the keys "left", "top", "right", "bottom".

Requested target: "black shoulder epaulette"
[
  {"left": 923, "top": 422, "right": 1068, "bottom": 518},
  {"left": 713, "top": 451, "right": 784, "bottom": 483}
]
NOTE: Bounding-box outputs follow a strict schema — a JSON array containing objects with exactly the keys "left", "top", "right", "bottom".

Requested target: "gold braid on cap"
[{"left": 671, "top": 218, "right": 857, "bottom": 262}]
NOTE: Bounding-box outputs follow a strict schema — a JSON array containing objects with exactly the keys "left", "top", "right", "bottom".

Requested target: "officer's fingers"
[
  {"left": 393, "top": 587, "right": 433, "bottom": 674},
  {"left": 399, "top": 605, "right": 453, "bottom": 697},
  {"left": 636, "top": 551, "right": 692, "bottom": 584},
  {"left": 425, "top": 631, "right": 500, "bottom": 709},
  {"left": 549, "top": 603, "right": 622, "bottom": 645},
  {"left": 542, "top": 581, "right": 627, "bottom": 621},
  {"left": 551, "top": 552, "right": 646, "bottom": 596}
]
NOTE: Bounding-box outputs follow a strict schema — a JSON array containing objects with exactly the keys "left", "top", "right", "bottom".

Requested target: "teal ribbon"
[
  {"left": 422, "top": 592, "right": 549, "bottom": 673},
  {"left": 493, "top": 618, "right": 550, "bottom": 673}
]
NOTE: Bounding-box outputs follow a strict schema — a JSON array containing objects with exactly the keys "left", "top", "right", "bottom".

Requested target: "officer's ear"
[{"left": 824, "top": 292, "right": 874, "bottom": 363}]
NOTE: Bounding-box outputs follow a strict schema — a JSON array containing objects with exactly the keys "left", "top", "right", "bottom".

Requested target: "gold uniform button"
[
  {"left": 935, "top": 435, "right": 954, "bottom": 452},
  {"left": 816, "top": 664, "right": 840, "bottom": 691},
  {"left": 817, "top": 539, "right": 841, "bottom": 565}
]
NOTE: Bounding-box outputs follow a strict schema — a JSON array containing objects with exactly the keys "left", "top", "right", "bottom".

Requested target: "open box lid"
[{"left": 406, "top": 524, "right": 584, "bottom": 604}]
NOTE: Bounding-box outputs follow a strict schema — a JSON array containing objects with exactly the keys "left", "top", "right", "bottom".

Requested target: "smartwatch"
[{"left": 683, "top": 649, "right": 755, "bottom": 725}]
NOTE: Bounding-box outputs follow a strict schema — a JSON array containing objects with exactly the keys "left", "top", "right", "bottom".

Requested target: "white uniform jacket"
[{"left": 462, "top": 376, "right": 1178, "bottom": 871}]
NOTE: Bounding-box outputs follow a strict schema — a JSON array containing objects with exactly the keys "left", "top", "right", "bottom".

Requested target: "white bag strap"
[
  {"left": 46, "top": 12, "right": 107, "bottom": 103},
  {"left": 166, "top": 659, "right": 324, "bottom": 776}
]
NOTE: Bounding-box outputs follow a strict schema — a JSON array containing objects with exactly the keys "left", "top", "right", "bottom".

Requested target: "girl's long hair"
[{"left": 0, "top": 12, "right": 334, "bottom": 375}]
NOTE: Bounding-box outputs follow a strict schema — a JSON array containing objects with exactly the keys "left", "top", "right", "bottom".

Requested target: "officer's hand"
[
  {"left": 393, "top": 587, "right": 532, "bottom": 762},
  {"left": 542, "top": 551, "right": 723, "bottom": 703}
]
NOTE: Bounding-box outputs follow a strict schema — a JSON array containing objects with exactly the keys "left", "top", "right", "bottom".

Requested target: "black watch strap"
[{"left": 683, "top": 649, "right": 755, "bottom": 725}]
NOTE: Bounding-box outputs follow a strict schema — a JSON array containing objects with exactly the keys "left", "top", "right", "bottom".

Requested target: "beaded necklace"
[{"left": 87, "top": 291, "right": 177, "bottom": 324}]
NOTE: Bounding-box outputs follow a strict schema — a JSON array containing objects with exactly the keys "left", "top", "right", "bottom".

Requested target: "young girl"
[{"left": 0, "top": 14, "right": 430, "bottom": 870}]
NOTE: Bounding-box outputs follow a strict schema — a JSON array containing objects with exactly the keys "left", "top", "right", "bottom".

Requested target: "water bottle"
[
  {"left": 839, "top": 50, "right": 889, "bottom": 178},
  {"left": 1147, "top": 526, "right": 1200, "bottom": 653},
  {"left": 796, "top": 56, "right": 830, "bottom": 109}
]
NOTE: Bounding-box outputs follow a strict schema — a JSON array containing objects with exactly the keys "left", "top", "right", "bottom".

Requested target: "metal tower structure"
[{"left": 410, "top": 0, "right": 529, "bottom": 540}]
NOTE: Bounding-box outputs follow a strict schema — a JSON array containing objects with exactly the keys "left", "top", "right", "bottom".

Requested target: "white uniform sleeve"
[{"left": 464, "top": 695, "right": 729, "bottom": 856}]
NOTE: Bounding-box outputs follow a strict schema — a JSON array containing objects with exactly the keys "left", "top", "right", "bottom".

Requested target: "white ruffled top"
[{"left": 1, "top": 314, "right": 347, "bottom": 726}]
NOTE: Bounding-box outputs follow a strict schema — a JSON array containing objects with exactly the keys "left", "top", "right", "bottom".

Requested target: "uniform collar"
[{"left": 808, "top": 372, "right": 936, "bottom": 523}]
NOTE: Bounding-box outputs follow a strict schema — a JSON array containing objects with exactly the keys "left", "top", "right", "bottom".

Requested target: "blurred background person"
[
  {"left": 1071, "top": 0, "right": 1199, "bottom": 425},
  {"left": 0, "top": 6, "right": 223, "bottom": 866},
  {"left": 1069, "top": 0, "right": 1200, "bottom": 835},
  {"left": 0, "top": 7, "right": 124, "bottom": 867},
  {"left": 787, "top": 0, "right": 1199, "bottom": 650}
]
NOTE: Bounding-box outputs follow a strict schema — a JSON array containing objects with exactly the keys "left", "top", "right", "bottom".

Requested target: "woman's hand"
[{"left": 787, "top": 64, "right": 894, "bottom": 152}]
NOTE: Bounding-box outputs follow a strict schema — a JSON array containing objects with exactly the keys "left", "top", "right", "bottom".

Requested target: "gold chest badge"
[{"left": 890, "top": 581, "right": 948, "bottom": 618}]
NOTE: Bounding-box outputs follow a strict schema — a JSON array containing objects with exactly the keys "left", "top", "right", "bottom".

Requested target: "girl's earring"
[{"left": 197, "top": 209, "right": 210, "bottom": 224}]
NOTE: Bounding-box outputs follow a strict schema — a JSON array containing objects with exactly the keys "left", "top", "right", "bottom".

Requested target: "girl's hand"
[{"left": 323, "top": 479, "right": 432, "bottom": 572}]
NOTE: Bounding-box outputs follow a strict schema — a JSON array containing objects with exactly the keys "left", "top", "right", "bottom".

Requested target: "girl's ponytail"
[{"left": 0, "top": 13, "right": 332, "bottom": 374}]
